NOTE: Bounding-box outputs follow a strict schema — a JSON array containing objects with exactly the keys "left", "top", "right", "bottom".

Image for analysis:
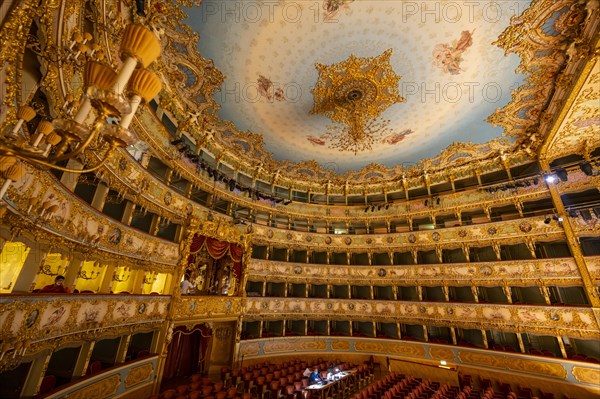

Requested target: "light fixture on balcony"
[
  {"left": 0, "top": 24, "right": 162, "bottom": 198},
  {"left": 311, "top": 49, "right": 405, "bottom": 154}
]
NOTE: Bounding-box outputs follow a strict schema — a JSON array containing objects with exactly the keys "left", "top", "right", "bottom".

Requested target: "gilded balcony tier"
[
  {"left": 243, "top": 297, "right": 599, "bottom": 339},
  {"left": 0, "top": 294, "right": 170, "bottom": 355},
  {"left": 247, "top": 257, "right": 600, "bottom": 287}
]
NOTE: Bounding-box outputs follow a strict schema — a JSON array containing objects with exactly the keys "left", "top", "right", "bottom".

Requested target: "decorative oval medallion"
[
  {"left": 519, "top": 222, "right": 532, "bottom": 233},
  {"left": 305, "top": 235, "right": 312, "bottom": 242},
  {"left": 378, "top": 268, "right": 387, "bottom": 277},
  {"left": 294, "top": 266, "right": 302, "bottom": 274},
  {"left": 327, "top": 303, "right": 333, "bottom": 310},
  {"left": 325, "top": 236, "right": 332, "bottom": 244},
  {"left": 458, "top": 229, "right": 467, "bottom": 238},
  {"left": 163, "top": 191, "right": 172, "bottom": 206},
  {"left": 408, "top": 234, "right": 416, "bottom": 243},
  {"left": 386, "top": 236, "right": 394, "bottom": 244},
  {"left": 286, "top": 233, "right": 293, "bottom": 240},
  {"left": 108, "top": 228, "right": 122, "bottom": 245},
  {"left": 487, "top": 227, "right": 498, "bottom": 235},
  {"left": 366, "top": 238, "right": 373, "bottom": 245},
  {"left": 344, "top": 237, "right": 352, "bottom": 245},
  {"left": 348, "top": 303, "right": 355, "bottom": 310},
  {"left": 267, "top": 230, "right": 274, "bottom": 238},
  {"left": 25, "top": 309, "right": 39, "bottom": 328},
  {"left": 432, "top": 232, "right": 441, "bottom": 242}
]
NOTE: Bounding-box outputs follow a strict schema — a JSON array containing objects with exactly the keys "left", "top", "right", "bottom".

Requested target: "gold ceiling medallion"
[{"left": 310, "top": 49, "right": 405, "bottom": 154}]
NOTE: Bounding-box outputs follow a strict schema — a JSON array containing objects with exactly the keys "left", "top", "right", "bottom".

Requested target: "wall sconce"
[
  {"left": 77, "top": 270, "right": 100, "bottom": 280},
  {"left": 112, "top": 268, "right": 131, "bottom": 282},
  {"left": 143, "top": 273, "right": 157, "bottom": 285}
]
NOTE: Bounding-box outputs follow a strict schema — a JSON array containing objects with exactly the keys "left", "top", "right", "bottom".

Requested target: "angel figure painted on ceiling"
[
  {"left": 322, "top": 0, "right": 354, "bottom": 22},
  {"left": 432, "top": 30, "right": 475, "bottom": 75}
]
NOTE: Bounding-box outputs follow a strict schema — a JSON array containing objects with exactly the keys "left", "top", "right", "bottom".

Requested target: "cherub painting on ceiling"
[
  {"left": 306, "top": 135, "right": 326, "bottom": 146},
  {"left": 382, "top": 129, "right": 414, "bottom": 145},
  {"left": 432, "top": 30, "right": 475, "bottom": 75},
  {"left": 257, "top": 75, "right": 285, "bottom": 102},
  {"left": 322, "top": 0, "right": 354, "bottom": 21}
]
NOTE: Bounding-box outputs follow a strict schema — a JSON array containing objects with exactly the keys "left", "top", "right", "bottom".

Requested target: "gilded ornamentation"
[
  {"left": 429, "top": 347, "right": 454, "bottom": 361},
  {"left": 125, "top": 363, "right": 154, "bottom": 388},
  {"left": 64, "top": 373, "right": 121, "bottom": 399},
  {"left": 243, "top": 297, "right": 599, "bottom": 339},
  {"left": 0, "top": 294, "right": 169, "bottom": 365},
  {"left": 310, "top": 49, "right": 405, "bottom": 154},
  {"left": 247, "top": 257, "right": 595, "bottom": 287},
  {"left": 572, "top": 366, "right": 600, "bottom": 385},
  {"left": 458, "top": 350, "right": 567, "bottom": 379},
  {"left": 251, "top": 216, "right": 565, "bottom": 252}
]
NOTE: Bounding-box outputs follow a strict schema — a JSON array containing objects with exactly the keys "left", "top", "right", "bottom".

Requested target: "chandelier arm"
[
  {"left": 49, "top": 116, "right": 107, "bottom": 163},
  {"left": 12, "top": 147, "right": 115, "bottom": 174}
]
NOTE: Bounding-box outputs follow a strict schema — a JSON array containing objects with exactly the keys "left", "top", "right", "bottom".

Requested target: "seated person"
[
  {"left": 309, "top": 367, "right": 322, "bottom": 384},
  {"left": 40, "top": 275, "right": 70, "bottom": 293}
]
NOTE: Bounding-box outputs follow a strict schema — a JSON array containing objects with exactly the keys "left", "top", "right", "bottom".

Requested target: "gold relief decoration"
[
  {"left": 542, "top": 56, "right": 600, "bottom": 161},
  {"left": 263, "top": 339, "right": 326, "bottom": 354},
  {"left": 429, "top": 347, "right": 455, "bottom": 362},
  {"left": 173, "top": 297, "right": 243, "bottom": 321},
  {"left": 242, "top": 297, "right": 599, "bottom": 338},
  {"left": 330, "top": 340, "right": 351, "bottom": 351},
  {"left": 506, "top": 358, "right": 567, "bottom": 379},
  {"left": 459, "top": 350, "right": 567, "bottom": 379},
  {"left": 4, "top": 165, "right": 178, "bottom": 267},
  {"left": 125, "top": 362, "right": 154, "bottom": 388},
  {"left": 118, "top": 103, "right": 562, "bottom": 225},
  {"left": 239, "top": 342, "right": 260, "bottom": 357},
  {"left": 247, "top": 256, "right": 591, "bottom": 287},
  {"left": 0, "top": 295, "right": 169, "bottom": 359},
  {"left": 64, "top": 374, "right": 121, "bottom": 399},
  {"left": 250, "top": 216, "right": 565, "bottom": 252},
  {"left": 354, "top": 341, "right": 424, "bottom": 358},
  {"left": 572, "top": 366, "right": 600, "bottom": 385}
]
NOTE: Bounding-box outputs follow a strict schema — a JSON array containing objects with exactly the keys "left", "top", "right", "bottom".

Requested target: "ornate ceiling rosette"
[{"left": 310, "top": 49, "right": 406, "bottom": 154}]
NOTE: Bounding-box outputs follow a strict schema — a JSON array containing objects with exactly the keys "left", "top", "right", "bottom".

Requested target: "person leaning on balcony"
[
  {"left": 39, "top": 275, "right": 71, "bottom": 293},
  {"left": 180, "top": 274, "right": 195, "bottom": 295}
]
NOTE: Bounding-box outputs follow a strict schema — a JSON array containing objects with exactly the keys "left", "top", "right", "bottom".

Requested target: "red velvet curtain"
[
  {"left": 188, "top": 234, "right": 243, "bottom": 261},
  {"left": 163, "top": 325, "right": 212, "bottom": 379}
]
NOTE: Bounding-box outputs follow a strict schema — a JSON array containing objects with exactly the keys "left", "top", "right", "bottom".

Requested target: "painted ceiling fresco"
[{"left": 185, "top": 0, "right": 530, "bottom": 171}]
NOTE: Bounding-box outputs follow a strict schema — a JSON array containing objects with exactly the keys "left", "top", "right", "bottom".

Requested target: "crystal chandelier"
[
  {"left": 0, "top": 24, "right": 163, "bottom": 198},
  {"left": 311, "top": 49, "right": 405, "bottom": 154}
]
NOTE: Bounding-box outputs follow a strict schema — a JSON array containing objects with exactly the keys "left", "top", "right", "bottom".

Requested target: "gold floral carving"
[
  {"left": 124, "top": 363, "right": 154, "bottom": 388},
  {"left": 64, "top": 374, "right": 121, "bottom": 399},
  {"left": 572, "top": 366, "right": 600, "bottom": 385}
]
